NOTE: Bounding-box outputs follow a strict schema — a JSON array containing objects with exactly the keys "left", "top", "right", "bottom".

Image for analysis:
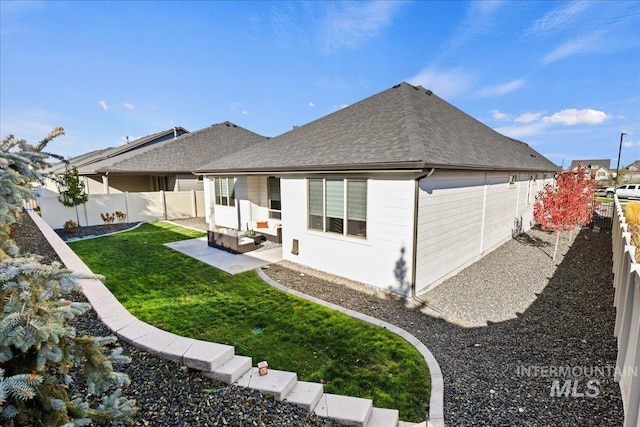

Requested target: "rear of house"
[{"left": 197, "top": 83, "right": 559, "bottom": 295}]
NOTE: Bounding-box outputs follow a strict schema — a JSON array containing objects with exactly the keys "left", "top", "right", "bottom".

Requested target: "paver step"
[
  {"left": 182, "top": 341, "right": 235, "bottom": 372},
  {"left": 204, "top": 355, "right": 252, "bottom": 384},
  {"left": 134, "top": 329, "right": 181, "bottom": 356},
  {"left": 314, "top": 393, "right": 373, "bottom": 427},
  {"left": 398, "top": 422, "right": 428, "bottom": 427},
  {"left": 234, "top": 367, "right": 297, "bottom": 401},
  {"left": 284, "top": 381, "right": 324, "bottom": 411},
  {"left": 160, "top": 336, "right": 197, "bottom": 364},
  {"left": 366, "top": 407, "right": 399, "bottom": 427},
  {"left": 117, "top": 320, "right": 161, "bottom": 344}
]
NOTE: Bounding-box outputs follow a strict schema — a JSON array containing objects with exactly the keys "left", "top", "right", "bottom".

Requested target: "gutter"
[{"left": 411, "top": 168, "right": 436, "bottom": 300}]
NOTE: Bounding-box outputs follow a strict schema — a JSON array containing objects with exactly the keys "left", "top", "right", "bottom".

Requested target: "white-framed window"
[
  {"left": 509, "top": 174, "right": 517, "bottom": 186},
  {"left": 308, "top": 178, "right": 367, "bottom": 238},
  {"left": 268, "top": 176, "right": 281, "bottom": 219},
  {"left": 526, "top": 174, "right": 537, "bottom": 205},
  {"left": 214, "top": 177, "right": 235, "bottom": 207}
]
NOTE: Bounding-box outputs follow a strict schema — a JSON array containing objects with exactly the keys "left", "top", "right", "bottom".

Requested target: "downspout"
[{"left": 411, "top": 168, "right": 435, "bottom": 301}]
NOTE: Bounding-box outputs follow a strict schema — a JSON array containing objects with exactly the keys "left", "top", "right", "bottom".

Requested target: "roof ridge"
[{"left": 399, "top": 83, "right": 428, "bottom": 163}]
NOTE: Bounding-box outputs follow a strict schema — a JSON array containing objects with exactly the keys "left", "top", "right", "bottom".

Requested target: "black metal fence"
[{"left": 591, "top": 200, "right": 613, "bottom": 230}]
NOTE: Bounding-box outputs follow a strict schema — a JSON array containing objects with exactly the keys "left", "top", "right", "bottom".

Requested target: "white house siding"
[
  {"left": 203, "top": 176, "right": 238, "bottom": 229},
  {"left": 280, "top": 175, "right": 416, "bottom": 295},
  {"left": 414, "top": 170, "right": 546, "bottom": 294}
]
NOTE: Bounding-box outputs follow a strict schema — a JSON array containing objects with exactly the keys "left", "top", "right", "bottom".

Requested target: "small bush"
[
  {"left": 624, "top": 202, "right": 640, "bottom": 225},
  {"left": 115, "top": 211, "right": 127, "bottom": 223},
  {"left": 100, "top": 212, "right": 115, "bottom": 225},
  {"left": 63, "top": 219, "right": 78, "bottom": 234}
]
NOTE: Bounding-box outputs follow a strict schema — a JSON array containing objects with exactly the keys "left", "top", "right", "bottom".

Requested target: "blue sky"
[{"left": 1, "top": 1, "right": 639, "bottom": 168}]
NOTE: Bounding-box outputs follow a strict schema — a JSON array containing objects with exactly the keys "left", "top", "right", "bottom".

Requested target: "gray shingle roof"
[
  {"left": 69, "top": 127, "right": 190, "bottom": 174},
  {"left": 196, "top": 82, "right": 559, "bottom": 174},
  {"left": 569, "top": 159, "right": 611, "bottom": 170},
  {"left": 96, "top": 122, "right": 267, "bottom": 173}
]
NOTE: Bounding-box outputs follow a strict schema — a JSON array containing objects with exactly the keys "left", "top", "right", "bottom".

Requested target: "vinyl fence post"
[{"left": 161, "top": 190, "right": 167, "bottom": 220}]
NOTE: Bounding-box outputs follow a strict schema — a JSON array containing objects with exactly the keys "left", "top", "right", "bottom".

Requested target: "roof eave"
[{"left": 195, "top": 161, "right": 560, "bottom": 175}]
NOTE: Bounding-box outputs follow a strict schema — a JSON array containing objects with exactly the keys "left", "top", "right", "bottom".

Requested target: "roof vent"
[
  {"left": 392, "top": 84, "right": 401, "bottom": 88},
  {"left": 425, "top": 90, "right": 433, "bottom": 95}
]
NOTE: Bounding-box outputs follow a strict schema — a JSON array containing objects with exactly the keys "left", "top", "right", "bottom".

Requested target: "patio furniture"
[
  {"left": 208, "top": 229, "right": 255, "bottom": 254},
  {"left": 247, "top": 220, "right": 282, "bottom": 243}
]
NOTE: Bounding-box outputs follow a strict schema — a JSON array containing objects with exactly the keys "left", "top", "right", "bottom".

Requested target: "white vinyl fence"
[
  {"left": 611, "top": 195, "right": 640, "bottom": 427},
  {"left": 37, "top": 190, "right": 205, "bottom": 229}
]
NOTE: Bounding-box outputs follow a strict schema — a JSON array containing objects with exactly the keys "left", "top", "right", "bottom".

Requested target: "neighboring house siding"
[
  {"left": 107, "top": 175, "right": 154, "bottom": 192},
  {"left": 280, "top": 176, "right": 415, "bottom": 295},
  {"left": 414, "top": 170, "right": 545, "bottom": 294}
]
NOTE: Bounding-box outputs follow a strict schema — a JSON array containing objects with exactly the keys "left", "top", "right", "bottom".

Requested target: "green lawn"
[{"left": 69, "top": 222, "right": 430, "bottom": 422}]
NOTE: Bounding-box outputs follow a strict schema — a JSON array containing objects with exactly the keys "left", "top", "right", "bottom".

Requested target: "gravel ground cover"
[
  {"left": 13, "top": 214, "right": 624, "bottom": 425},
  {"left": 264, "top": 229, "right": 624, "bottom": 426}
]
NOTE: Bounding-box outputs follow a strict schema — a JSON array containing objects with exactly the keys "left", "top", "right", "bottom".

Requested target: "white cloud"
[
  {"left": 97, "top": 100, "right": 110, "bottom": 111},
  {"left": 124, "top": 103, "right": 134, "bottom": 109},
  {"left": 515, "top": 112, "right": 544, "bottom": 124},
  {"left": 446, "top": 0, "right": 504, "bottom": 52},
  {"left": 476, "top": 79, "right": 524, "bottom": 98},
  {"left": 542, "top": 109, "right": 611, "bottom": 126},
  {"left": 542, "top": 33, "right": 604, "bottom": 64},
  {"left": 407, "top": 67, "right": 475, "bottom": 100},
  {"left": 241, "top": 110, "right": 250, "bottom": 116},
  {"left": 309, "top": 102, "right": 315, "bottom": 107},
  {"left": 490, "top": 109, "right": 510, "bottom": 121},
  {"left": 526, "top": 1, "right": 590, "bottom": 37},
  {"left": 494, "top": 122, "right": 549, "bottom": 139},
  {"left": 229, "top": 102, "right": 242, "bottom": 111},
  {"left": 320, "top": 1, "right": 405, "bottom": 53}
]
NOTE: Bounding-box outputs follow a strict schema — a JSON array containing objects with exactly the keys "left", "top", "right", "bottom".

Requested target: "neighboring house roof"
[
  {"left": 569, "top": 159, "right": 611, "bottom": 170},
  {"left": 48, "top": 148, "right": 111, "bottom": 174},
  {"left": 197, "top": 83, "right": 559, "bottom": 174},
  {"left": 626, "top": 160, "right": 640, "bottom": 171},
  {"left": 96, "top": 121, "right": 268, "bottom": 174},
  {"left": 49, "top": 127, "right": 190, "bottom": 175}
]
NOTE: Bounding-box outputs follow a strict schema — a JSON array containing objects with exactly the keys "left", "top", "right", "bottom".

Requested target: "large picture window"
[
  {"left": 308, "top": 178, "right": 366, "bottom": 238},
  {"left": 214, "top": 177, "right": 235, "bottom": 207}
]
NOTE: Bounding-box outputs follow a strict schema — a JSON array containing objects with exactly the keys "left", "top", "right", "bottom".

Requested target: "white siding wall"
[
  {"left": 281, "top": 176, "right": 416, "bottom": 295},
  {"left": 415, "top": 170, "right": 546, "bottom": 294}
]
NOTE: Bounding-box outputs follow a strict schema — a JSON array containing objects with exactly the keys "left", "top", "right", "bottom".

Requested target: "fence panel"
[
  {"left": 37, "top": 189, "right": 204, "bottom": 229},
  {"left": 592, "top": 200, "right": 613, "bottom": 230},
  {"left": 611, "top": 197, "right": 640, "bottom": 427},
  {"left": 165, "top": 191, "right": 195, "bottom": 219}
]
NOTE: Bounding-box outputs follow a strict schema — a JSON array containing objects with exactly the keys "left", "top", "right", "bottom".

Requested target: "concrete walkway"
[{"left": 28, "top": 211, "right": 440, "bottom": 427}]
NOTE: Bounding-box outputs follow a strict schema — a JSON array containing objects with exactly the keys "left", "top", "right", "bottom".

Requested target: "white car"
[{"left": 605, "top": 184, "right": 640, "bottom": 199}]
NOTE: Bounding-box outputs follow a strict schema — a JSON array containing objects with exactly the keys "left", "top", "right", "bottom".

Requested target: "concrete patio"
[{"left": 164, "top": 236, "right": 283, "bottom": 274}]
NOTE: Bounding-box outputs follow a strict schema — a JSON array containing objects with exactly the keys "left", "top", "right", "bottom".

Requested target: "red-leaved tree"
[{"left": 534, "top": 165, "right": 596, "bottom": 260}]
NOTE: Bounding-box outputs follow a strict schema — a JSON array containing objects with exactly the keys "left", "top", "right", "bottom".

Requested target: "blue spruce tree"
[{"left": 0, "top": 129, "right": 136, "bottom": 425}]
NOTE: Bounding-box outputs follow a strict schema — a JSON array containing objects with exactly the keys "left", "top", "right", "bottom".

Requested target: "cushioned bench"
[{"left": 248, "top": 220, "right": 282, "bottom": 243}]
